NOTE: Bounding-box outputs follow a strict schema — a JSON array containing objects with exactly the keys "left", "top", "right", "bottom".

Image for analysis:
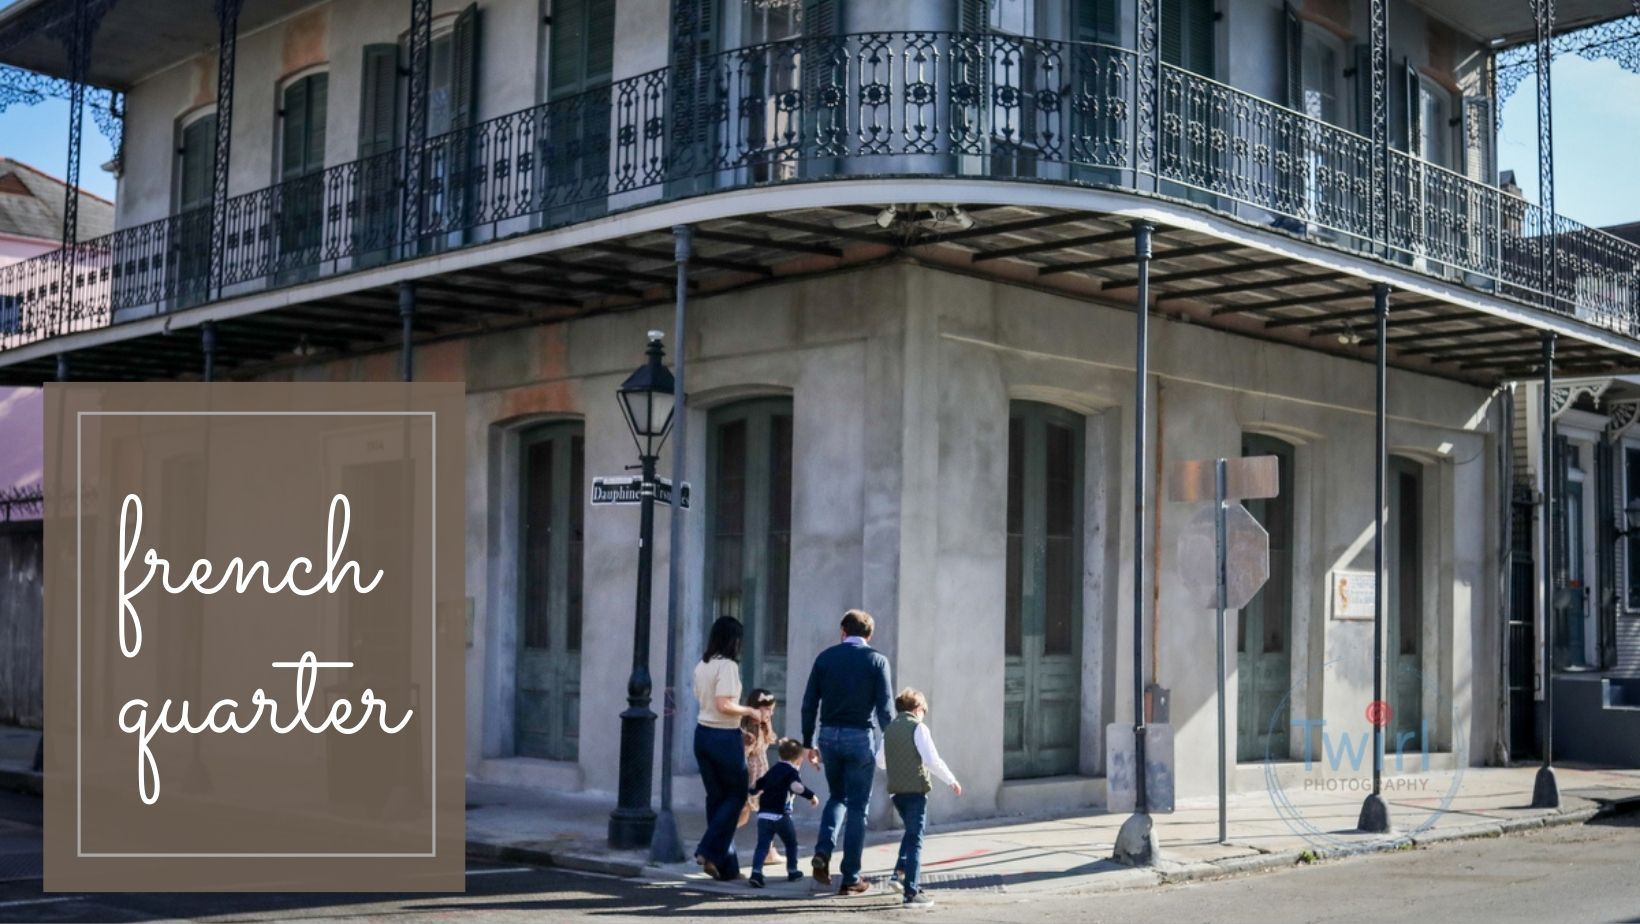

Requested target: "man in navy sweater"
[{"left": 800, "top": 609, "right": 894, "bottom": 895}]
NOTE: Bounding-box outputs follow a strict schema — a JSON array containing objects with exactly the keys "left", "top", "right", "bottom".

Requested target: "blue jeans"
[
  {"left": 814, "top": 726, "right": 875, "bottom": 885},
  {"left": 892, "top": 793, "right": 929, "bottom": 898},
  {"left": 751, "top": 815, "right": 799, "bottom": 877},
  {"left": 693, "top": 725, "right": 747, "bottom": 878}
]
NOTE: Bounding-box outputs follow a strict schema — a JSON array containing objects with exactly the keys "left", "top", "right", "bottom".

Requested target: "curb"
[
  {"left": 466, "top": 839, "right": 648, "bottom": 878},
  {"left": 1155, "top": 806, "right": 1603, "bottom": 889}
]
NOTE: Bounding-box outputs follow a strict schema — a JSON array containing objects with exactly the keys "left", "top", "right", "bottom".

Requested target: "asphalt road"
[{"left": 1, "top": 789, "right": 1636, "bottom": 923}]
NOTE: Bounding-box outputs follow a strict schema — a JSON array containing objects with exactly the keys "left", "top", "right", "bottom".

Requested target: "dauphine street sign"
[{"left": 590, "top": 476, "right": 691, "bottom": 509}]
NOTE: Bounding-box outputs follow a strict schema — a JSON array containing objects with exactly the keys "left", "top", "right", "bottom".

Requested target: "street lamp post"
[{"left": 609, "top": 332, "right": 676, "bottom": 849}]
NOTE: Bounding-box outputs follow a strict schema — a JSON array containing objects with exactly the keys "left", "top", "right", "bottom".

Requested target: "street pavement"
[{"left": 2, "top": 796, "right": 1636, "bottom": 923}]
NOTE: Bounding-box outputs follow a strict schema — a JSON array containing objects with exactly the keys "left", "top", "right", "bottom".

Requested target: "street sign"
[
  {"left": 1167, "top": 455, "right": 1279, "bottom": 503},
  {"left": 1168, "top": 455, "right": 1280, "bottom": 846},
  {"left": 1177, "top": 503, "right": 1268, "bottom": 610},
  {"left": 590, "top": 476, "right": 692, "bottom": 509}
]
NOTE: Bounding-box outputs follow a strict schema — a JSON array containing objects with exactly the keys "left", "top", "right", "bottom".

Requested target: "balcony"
[{"left": 1, "top": 30, "right": 1637, "bottom": 380}]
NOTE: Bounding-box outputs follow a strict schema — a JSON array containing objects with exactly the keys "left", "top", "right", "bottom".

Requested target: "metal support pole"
[
  {"left": 399, "top": 281, "right": 416, "bottom": 382},
  {"left": 55, "top": 353, "right": 68, "bottom": 383},
  {"left": 1114, "top": 220, "right": 1158, "bottom": 867},
  {"left": 1532, "top": 0, "right": 1558, "bottom": 304},
  {"left": 201, "top": 321, "right": 217, "bottom": 383},
  {"left": 1532, "top": 332, "right": 1560, "bottom": 808},
  {"left": 1214, "top": 457, "right": 1228, "bottom": 846},
  {"left": 56, "top": 0, "right": 90, "bottom": 335},
  {"left": 611, "top": 337, "right": 664, "bottom": 849},
  {"left": 1370, "top": 0, "right": 1389, "bottom": 251},
  {"left": 1358, "top": 282, "right": 1392, "bottom": 834},
  {"left": 403, "top": 0, "right": 433, "bottom": 250},
  {"left": 209, "top": 0, "right": 245, "bottom": 299},
  {"left": 651, "top": 225, "right": 692, "bottom": 865}
]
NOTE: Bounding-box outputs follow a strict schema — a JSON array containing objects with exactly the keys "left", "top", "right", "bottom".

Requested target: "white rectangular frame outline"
[{"left": 76, "top": 410, "right": 439, "bottom": 859}]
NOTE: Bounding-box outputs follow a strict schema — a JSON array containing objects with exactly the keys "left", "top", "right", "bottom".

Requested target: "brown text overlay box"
[{"left": 44, "top": 383, "right": 464, "bottom": 892}]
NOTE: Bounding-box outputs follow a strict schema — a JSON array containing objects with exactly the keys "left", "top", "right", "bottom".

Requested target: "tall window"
[
  {"left": 515, "top": 423, "right": 584, "bottom": 761},
  {"left": 356, "top": 44, "right": 401, "bottom": 264},
  {"left": 544, "top": 0, "right": 615, "bottom": 216},
  {"left": 278, "top": 72, "right": 329, "bottom": 275},
  {"left": 173, "top": 111, "right": 217, "bottom": 305},
  {"left": 1624, "top": 444, "right": 1640, "bottom": 611},
  {"left": 706, "top": 399, "right": 794, "bottom": 696},
  {"left": 1004, "top": 402, "right": 1085, "bottom": 779}
]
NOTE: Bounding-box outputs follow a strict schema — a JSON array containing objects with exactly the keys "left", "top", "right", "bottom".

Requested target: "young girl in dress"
[{"left": 739, "top": 688, "right": 782, "bottom": 865}]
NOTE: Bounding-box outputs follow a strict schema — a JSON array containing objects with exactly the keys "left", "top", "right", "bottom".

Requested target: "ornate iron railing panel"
[
  {"left": 1158, "top": 63, "right": 1376, "bottom": 244},
  {"left": 1, "top": 30, "right": 1637, "bottom": 360}
]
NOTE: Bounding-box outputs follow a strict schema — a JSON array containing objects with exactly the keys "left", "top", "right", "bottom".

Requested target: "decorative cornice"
[{"left": 1609, "top": 398, "right": 1640, "bottom": 439}]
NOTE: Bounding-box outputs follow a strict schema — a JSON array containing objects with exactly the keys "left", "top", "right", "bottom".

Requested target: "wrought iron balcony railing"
[{"left": 1, "top": 31, "right": 1636, "bottom": 355}]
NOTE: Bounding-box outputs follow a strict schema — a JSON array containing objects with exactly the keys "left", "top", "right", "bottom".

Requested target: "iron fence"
[{"left": 1, "top": 30, "right": 1637, "bottom": 360}]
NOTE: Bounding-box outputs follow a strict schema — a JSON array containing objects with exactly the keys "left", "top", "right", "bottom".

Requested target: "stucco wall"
[{"left": 265, "top": 256, "right": 1501, "bottom": 819}]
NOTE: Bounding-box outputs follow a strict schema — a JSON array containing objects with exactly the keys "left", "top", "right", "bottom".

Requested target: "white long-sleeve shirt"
[{"left": 876, "top": 722, "right": 959, "bottom": 787}]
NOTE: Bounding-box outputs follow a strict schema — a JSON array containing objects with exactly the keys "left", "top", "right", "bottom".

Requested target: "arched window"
[
  {"left": 515, "top": 421, "right": 584, "bottom": 761},
  {"left": 706, "top": 398, "right": 794, "bottom": 695},
  {"left": 1004, "top": 401, "right": 1084, "bottom": 779}
]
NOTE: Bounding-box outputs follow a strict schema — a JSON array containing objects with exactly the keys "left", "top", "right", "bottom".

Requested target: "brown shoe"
[
  {"left": 838, "top": 880, "right": 870, "bottom": 896},
  {"left": 812, "top": 853, "right": 832, "bottom": 886}
]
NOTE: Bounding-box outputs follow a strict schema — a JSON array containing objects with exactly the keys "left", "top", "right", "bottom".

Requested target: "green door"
[
  {"left": 706, "top": 399, "right": 793, "bottom": 699},
  {"left": 515, "top": 423, "right": 584, "bottom": 761},
  {"left": 1003, "top": 403, "right": 1085, "bottom": 779},
  {"left": 278, "top": 72, "right": 328, "bottom": 280},
  {"left": 1387, "top": 457, "right": 1424, "bottom": 743},
  {"left": 173, "top": 114, "right": 216, "bottom": 306},
  {"left": 543, "top": 0, "right": 614, "bottom": 221},
  {"left": 1238, "top": 434, "right": 1293, "bottom": 762}
]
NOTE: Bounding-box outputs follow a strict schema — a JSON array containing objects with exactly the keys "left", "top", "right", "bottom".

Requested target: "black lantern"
[{"left": 618, "top": 332, "right": 675, "bottom": 459}]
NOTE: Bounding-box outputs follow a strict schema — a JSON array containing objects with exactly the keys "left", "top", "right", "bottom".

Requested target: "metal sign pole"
[{"left": 1215, "top": 457, "right": 1228, "bottom": 845}]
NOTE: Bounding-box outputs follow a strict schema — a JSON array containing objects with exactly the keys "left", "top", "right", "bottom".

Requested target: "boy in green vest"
[{"left": 876, "top": 688, "right": 961, "bottom": 908}]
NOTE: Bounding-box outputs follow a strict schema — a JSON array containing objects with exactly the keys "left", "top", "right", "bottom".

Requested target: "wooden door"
[
  {"left": 1003, "top": 403, "right": 1084, "bottom": 779},
  {"left": 1238, "top": 434, "right": 1293, "bottom": 762},
  {"left": 514, "top": 423, "right": 584, "bottom": 761}
]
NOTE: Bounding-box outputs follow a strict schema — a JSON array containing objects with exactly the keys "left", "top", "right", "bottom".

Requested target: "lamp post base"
[
  {"left": 1357, "top": 793, "right": 1391, "bottom": 833},
  {"left": 609, "top": 808, "right": 657, "bottom": 850},
  {"left": 1112, "top": 811, "right": 1158, "bottom": 867},
  {"left": 649, "top": 808, "right": 685, "bottom": 864},
  {"left": 1530, "top": 765, "right": 1560, "bottom": 809}
]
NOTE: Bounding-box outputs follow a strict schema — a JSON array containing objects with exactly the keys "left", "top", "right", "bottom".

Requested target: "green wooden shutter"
[
  {"left": 282, "top": 78, "right": 310, "bottom": 181},
  {"left": 586, "top": 0, "right": 614, "bottom": 85},
  {"left": 803, "top": 0, "right": 840, "bottom": 37},
  {"left": 451, "top": 3, "right": 480, "bottom": 130},
  {"left": 1597, "top": 439, "right": 1617, "bottom": 668},
  {"left": 1188, "top": 0, "right": 1215, "bottom": 76},
  {"left": 550, "top": 0, "right": 615, "bottom": 98},
  {"left": 358, "top": 44, "right": 400, "bottom": 157},
  {"left": 957, "top": 0, "right": 987, "bottom": 33},
  {"left": 306, "top": 74, "right": 328, "bottom": 171},
  {"left": 1353, "top": 43, "right": 1372, "bottom": 136},
  {"left": 1074, "top": 0, "right": 1119, "bottom": 44},
  {"left": 1283, "top": 1, "right": 1302, "bottom": 109},
  {"left": 178, "top": 115, "right": 217, "bottom": 210},
  {"left": 550, "top": 0, "right": 587, "bottom": 95}
]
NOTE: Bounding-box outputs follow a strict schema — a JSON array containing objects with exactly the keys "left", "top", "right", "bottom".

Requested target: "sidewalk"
[
  {"left": 466, "top": 763, "right": 1640, "bottom": 900},
  {"left": 6, "top": 726, "right": 1639, "bottom": 902}
]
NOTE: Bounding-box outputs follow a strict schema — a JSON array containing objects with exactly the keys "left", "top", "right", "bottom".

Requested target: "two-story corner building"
[{"left": 2, "top": 0, "right": 1638, "bottom": 821}]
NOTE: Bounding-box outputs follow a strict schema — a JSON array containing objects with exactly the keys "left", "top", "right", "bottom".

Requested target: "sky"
[{"left": 0, "top": 7, "right": 1637, "bottom": 224}]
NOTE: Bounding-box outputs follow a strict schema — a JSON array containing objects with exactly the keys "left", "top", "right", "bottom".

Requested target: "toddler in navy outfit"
[{"left": 747, "top": 738, "right": 819, "bottom": 888}]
